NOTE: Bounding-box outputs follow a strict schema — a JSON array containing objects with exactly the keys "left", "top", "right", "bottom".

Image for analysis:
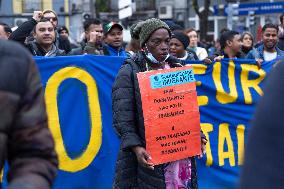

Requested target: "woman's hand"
[
  {"left": 132, "top": 146, "right": 154, "bottom": 170},
  {"left": 198, "top": 138, "right": 207, "bottom": 159}
]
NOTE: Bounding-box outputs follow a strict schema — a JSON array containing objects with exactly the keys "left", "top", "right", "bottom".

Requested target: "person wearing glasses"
[
  {"left": 9, "top": 11, "right": 65, "bottom": 56},
  {"left": 42, "top": 9, "right": 58, "bottom": 28}
]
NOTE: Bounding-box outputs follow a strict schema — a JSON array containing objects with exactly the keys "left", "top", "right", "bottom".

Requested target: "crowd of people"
[
  {"left": 1, "top": 10, "right": 284, "bottom": 64},
  {"left": 1, "top": 7, "right": 284, "bottom": 189}
]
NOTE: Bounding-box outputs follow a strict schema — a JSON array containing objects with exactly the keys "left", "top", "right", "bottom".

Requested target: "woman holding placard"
[{"left": 112, "top": 18, "right": 207, "bottom": 189}]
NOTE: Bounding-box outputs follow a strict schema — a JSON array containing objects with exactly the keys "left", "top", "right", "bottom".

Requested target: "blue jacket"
[
  {"left": 104, "top": 44, "right": 128, "bottom": 57},
  {"left": 246, "top": 44, "right": 284, "bottom": 60}
]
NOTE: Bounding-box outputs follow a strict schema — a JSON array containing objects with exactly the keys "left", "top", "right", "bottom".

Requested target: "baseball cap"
[{"left": 103, "top": 22, "right": 123, "bottom": 34}]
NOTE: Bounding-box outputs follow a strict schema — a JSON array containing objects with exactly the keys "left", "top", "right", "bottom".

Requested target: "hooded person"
[{"left": 112, "top": 18, "right": 206, "bottom": 189}]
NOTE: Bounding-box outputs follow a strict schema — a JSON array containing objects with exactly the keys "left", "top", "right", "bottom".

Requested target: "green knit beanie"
[{"left": 131, "top": 18, "right": 171, "bottom": 46}]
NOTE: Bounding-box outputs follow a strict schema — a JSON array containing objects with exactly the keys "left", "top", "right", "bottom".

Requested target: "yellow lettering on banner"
[
  {"left": 201, "top": 123, "right": 214, "bottom": 166},
  {"left": 192, "top": 64, "right": 209, "bottom": 106},
  {"left": 213, "top": 61, "right": 238, "bottom": 104},
  {"left": 237, "top": 125, "right": 245, "bottom": 165},
  {"left": 218, "top": 123, "right": 235, "bottom": 166},
  {"left": 240, "top": 64, "right": 266, "bottom": 104},
  {"left": 45, "top": 67, "right": 102, "bottom": 172}
]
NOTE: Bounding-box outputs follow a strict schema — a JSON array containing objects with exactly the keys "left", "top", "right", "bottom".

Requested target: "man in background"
[
  {"left": 246, "top": 23, "right": 284, "bottom": 61},
  {"left": 10, "top": 11, "right": 64, "bottom": 56},
  {"left": 70, "top": 18, "right": 104, "bottom": 55}
]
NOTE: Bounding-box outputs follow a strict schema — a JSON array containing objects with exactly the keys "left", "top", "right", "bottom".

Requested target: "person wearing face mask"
[{"left": 112, "top": 18, "right": 207, "bottom": 189}]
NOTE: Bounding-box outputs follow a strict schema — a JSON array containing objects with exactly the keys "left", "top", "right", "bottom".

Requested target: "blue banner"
[
  {"left": 2, "top": 55, "right": 278, "bottom": 188},
  {"left": 36, "top": 55, "right": 125, "bottom": 189},
  {"left": 190, "top": 58, "right": 274, "bottom": 188}
]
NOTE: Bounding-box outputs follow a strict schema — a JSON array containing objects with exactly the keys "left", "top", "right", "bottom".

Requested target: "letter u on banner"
[{"left": 45, "top": 67, "right": 102, "bottom": 172}]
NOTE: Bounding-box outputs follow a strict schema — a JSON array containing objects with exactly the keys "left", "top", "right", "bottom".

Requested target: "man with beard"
[
  {"left": 246, "top": 23, "right": 284, "bottom": 61},
  {"left": 10, "top": 11, "right": 64, "bottom": 56}
]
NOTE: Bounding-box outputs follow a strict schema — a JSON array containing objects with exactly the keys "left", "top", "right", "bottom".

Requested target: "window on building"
[
  {"left": 135, "top": 0, "right": 155, "bottom": 11},
  {"left": 23, "top": 0, "right": 42, "bottom": 13}
]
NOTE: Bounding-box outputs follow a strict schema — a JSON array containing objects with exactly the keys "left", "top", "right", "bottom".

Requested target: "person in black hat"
[
  {"left": 170, "top": 31, "right": 198, "bottom": 61},
  {"left": 57, "top": 25, "right": 72, "bottom": 54}
]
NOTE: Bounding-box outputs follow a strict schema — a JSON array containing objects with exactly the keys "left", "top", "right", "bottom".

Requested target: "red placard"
[{"left": 137, "top": 66, "right": 201, "bottom": 165}]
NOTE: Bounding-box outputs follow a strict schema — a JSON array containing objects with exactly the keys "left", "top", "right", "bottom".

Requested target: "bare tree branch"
[
  {"left": 192, "top": 0, "right": 201, "bottom": 18},
  {"left": 192, "top": 0, "right": 211, "bottom": 40}
]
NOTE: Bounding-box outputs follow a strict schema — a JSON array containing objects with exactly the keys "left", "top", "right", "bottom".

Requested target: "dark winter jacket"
[
  {"left": 0, "top": 40, "right": 58, "bottom": 189},
  {"left": 9, "top": 19, "right": 64, "bottom": 57},
  {"left": 112, "top": 52, "right": 202, "bottom": 189},
  {"left": 69, "top": 39, "right": 105, "bottom": 55}
]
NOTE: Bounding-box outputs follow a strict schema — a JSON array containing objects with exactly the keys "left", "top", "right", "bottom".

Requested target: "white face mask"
[{"left": 145, "top": 45, "right": 170, "bottom": 64}]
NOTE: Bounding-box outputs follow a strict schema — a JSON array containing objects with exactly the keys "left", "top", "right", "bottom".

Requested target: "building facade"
[
  {"left": 156, "top": 0, "right": 284, "bottom": 40},
  {"left": 0, "top": 0, "right": 88, "bottom": 41}
]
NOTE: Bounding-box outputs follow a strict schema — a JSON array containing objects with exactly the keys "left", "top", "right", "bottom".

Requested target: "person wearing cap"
[
  {"left": 57, "top": 26, "right": 72, "bottom": 54},
  {"left": 103, "top": 22, "right": 127, "bottom": 56},
  {"left": 170, "top": 31, "right": 198, "bottom": 61},
  {"left": 112, "top": 18, "right": 206, "bottom": 189},
  {"left": 86, "top": 21, "right": 128, "bottom": 57}
]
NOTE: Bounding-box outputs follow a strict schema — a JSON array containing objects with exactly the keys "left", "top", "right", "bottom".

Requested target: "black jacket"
[
  {"left": 0, "top": 40, "right": 58, "bottom": 189},
  {"left": 9, "top": 19, "right": 64, "bottom": 57},
  {"left": 112, "top": 52, "right": 200, "bottom": 189}
]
